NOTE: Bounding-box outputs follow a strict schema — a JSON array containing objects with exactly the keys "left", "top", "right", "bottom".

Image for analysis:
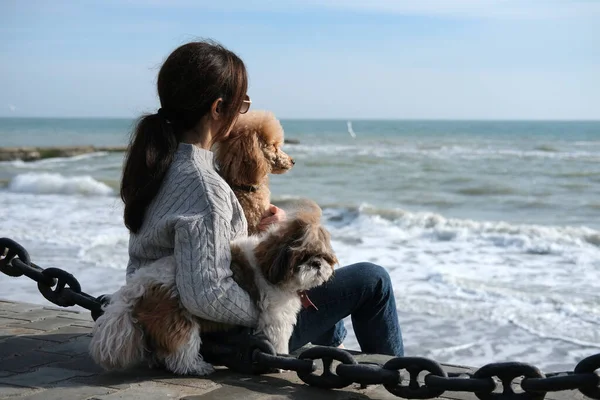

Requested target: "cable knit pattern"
[{"left": 126, "top": 142, "right": 259, "bottom": 327}]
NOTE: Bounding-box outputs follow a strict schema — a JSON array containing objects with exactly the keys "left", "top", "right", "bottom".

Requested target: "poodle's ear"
[{"left": 216, "top": 133, "right": 270, "bottom": 185}]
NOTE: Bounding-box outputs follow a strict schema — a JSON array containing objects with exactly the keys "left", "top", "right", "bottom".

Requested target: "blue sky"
[{"left": 1, "top": 0, "right": 599, "bottom": 119}]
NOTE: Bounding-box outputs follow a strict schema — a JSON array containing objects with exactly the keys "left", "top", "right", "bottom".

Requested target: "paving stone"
[
  {"left": 2, "top": 350, "right": 71, "bottom": 373},
  {"left": 0, "top": 316, "right": 26, "bottom": 326},
  {"left": 14, "top": 316, "right": 77, "bottom": 331},
  {"left": 91, "top": 382, "right": 201, "bottom": 400},
  {"left": 435, "top": 392, "right": 477, "bottom": 400},
  {"left": 70, "top": 375, "right": 135, "bottom": 392},
  {"left": 0, "top": 384, "right": 41, "bottom": 398},
  {"left": 2, "top": 309, "right": 63, "bottom": 323},
  {"left": 185, "top": 381, "right": 352, "bottom": 400},
  {"left": 56, "top": 316, "right": 95, "bottom": 328},
  {"left": 0, "top": 310, "right": 20, "bottom": 318},
  {"left": 4, "top": 306, "right": 88, "bottom": 322},
  {"left": 39, "top": 334, "right": 91, "bottom": 356},
  {"left": 43, "top": 305, "right": 83, "bottom": 314},
  {"left": 72, "top": 367, "right": 174, "bottom": 390},
  {"left": 0, "top": 366, "right": 95, "bottom": 387},
  {"left": 0, "top": 301, "right": 42, "bottom": 313},
  {"left": 183, "top": 386, "right": 281, "bottom": 400},
  {"left": 155, "top": 375, "right": 221, "bottom": 391},
  {"left": 28, "top": 326, "right": 91, "bottom": 343},
  {"left": 0, "top": 336, "right": 53, "bottom": 359},
  {"left": 43, "top": 309, "right": 95, "bottom": 322},
  {"left": 48, "top": 353, "right": 106, "bottom": 374},
  {"left": 17, "top": 384, "right": 115, "bottom": 400},
  {"left": 0, "top": 326, "right": 45, "bottom": 336}
]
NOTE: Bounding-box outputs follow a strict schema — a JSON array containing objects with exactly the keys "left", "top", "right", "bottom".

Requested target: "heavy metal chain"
[
  {"left": 2, "top": 237, "right": 599, "bottom": 399},
  {"left": 0, "top": 238, "right": 108, "bottom": 321}
]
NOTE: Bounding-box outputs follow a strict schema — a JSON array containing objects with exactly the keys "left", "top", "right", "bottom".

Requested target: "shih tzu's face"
[
  {"left": 254, "top": 205, "right": 338, "bottom": 291},
  {"left": 288, "top": 251, "right": 337, "bottom": 291}
]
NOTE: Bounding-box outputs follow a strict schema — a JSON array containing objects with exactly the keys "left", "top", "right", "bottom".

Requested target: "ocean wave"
[
  {"left": 574, "top": 141, "right": 600, "bottom": 146},
  {"left": 290, "top": 143, "right": 600, "bottom": 161},
  {"left": 554, "top": 171, "right": 600, "bottom": 178},
  {"left": 534, "top": 144, "right": 559, "bottom": 152},
  {"left": 320, "top": 203, "right": 600, "bottom": 249},
  {"left": 508, "top": 318, "right": 600, "bottom": 349},
  {"left": 0, "top": 152, "right": 110, "bottom": 168},
  {"left": 7, "top": 172, "right": 114, "bottom": 196},
  {"left": 456, "top": 185, "right": 517, "bottom": 196},
  {"left": 34, "top": 151, "right": 110, "bottom": 164}
]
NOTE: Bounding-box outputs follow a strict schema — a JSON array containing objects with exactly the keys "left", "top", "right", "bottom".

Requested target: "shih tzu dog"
[
  {"left": 89, "top": 200, "right": 337, "bottom": 375},
  {"left": 215, "top": 110, "right": 295, "bottom": 235}
]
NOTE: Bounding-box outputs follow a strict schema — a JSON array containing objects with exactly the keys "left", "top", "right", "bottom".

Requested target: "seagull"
[{"left": 347, "top": 121, "right": 357, "bottom": 138}]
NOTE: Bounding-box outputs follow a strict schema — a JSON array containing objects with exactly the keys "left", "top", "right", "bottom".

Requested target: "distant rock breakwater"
[{"left": 0, "top": 139, "right": 300, "bottom": 162}]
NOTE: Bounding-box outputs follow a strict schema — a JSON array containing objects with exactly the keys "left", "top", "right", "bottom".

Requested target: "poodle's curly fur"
[{"left": 214, "top": 110, "right": 294, "bottom": 235}]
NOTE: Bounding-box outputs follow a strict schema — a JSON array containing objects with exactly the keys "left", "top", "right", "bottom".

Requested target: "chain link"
[
  {"left": 472, "top": 362, "right": 546, "bottom": 400},
  {"left": 575, "top": 354, "right": 600, "bottom": 399},
  {"left": 425, "top": 372, "right": 496, "bottom": 393},
  {"left": 296, "top": 346, "right": 357, "bottom": 389},
  {"left": 0, "top": 237, "right": 105, "bottom": 320},
  {"left": 2, "top": 237, "right": 599, "bottom": 399},
  {"left": 382, "top": 357, "right": 447, "bottom": 399}
]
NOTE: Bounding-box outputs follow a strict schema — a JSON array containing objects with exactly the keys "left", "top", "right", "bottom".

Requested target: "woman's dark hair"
[{"left": 120, "top": 40, "right": 248, "bottom": 233}]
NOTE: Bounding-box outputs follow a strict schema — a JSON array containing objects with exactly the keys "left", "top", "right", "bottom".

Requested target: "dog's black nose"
[
  {"left": 309, "top": 260, "right": 321, "bottom": 269},
  {"left": 291, "top": 159, "right": 296, "bottom": 165}
]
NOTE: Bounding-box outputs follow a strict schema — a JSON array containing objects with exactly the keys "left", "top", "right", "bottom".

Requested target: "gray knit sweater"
[{"left": 126, "top": 142, "right": 259, "bottom": 327}]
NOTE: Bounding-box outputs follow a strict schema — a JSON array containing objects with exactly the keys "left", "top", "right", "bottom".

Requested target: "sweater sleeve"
[{"left": 174, "top": 212, "right": 259, "bottom": 327}]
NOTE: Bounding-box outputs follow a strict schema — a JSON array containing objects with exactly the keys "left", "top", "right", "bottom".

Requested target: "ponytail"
[
  {"left": 120, "top": 114, "right": 178, "bottom": 233},
  {"left": 121, "top": 40, "right": 249, "bottom": 233}
]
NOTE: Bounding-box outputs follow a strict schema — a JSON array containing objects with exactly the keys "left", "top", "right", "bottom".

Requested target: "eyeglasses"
[{"left": 240, "top": 95, "right": 251, "bottom": 114}]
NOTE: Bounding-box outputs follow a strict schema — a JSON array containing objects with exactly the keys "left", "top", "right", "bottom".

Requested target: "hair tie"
[{"left": 157, "top": 107, "right": 173, "bottom": 124}]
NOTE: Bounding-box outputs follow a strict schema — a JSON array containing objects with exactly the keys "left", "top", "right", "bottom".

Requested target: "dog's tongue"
[{"left": 298, "top": 291, "right": 318, "bottom": 310}]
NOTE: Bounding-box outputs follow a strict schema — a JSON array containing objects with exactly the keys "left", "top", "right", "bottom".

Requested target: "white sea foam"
[
  {"left": 0, "top": 152, "right": 109, "bottom": 168},
  {"left": 33, "top": 151, "right": 110, "bottom": 164},
  {"left": 317, "top": 202, "right": 600, "bottom": 366},
  {"left": 7, "top": 173, "right": 114, "bottom": 196},
  {"left": 1, "top": 189, "right": 598, "bottom": 370},
  {"left": 324, "top": 203, "right": 600, "bottom": 249},
  {"left": 290, "top": 143, "right": 600, "bottom": 161}
]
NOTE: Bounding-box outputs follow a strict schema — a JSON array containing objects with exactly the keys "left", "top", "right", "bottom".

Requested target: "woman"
[{"left": 120, "top": 40, "right": 404, "bottom": 358}]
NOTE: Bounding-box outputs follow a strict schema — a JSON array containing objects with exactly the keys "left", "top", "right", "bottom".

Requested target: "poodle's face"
[
  {"left": 214, "top": 111, "right": 295, "bottom": 186},
  {"left": 258, "top": 132, "right": 294, "bottom": 175}
]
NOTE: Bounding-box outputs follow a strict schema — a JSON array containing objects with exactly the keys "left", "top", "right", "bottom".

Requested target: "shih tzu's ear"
[
  {"left": 267, "top": 244, "right": 293, "bottom": 284},
  {"left": 255, "top": 225, "right": 296, "bottom": 285},
  {"left": 256, "top": 218, "right": 306, "bottom": 285}
]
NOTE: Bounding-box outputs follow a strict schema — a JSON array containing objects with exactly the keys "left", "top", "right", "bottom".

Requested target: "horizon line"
[{"left": 1, "top": 116, "right": 599, "bottom": 123}]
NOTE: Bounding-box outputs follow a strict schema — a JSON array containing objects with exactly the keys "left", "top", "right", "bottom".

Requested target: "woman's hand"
[{"left": 258, "top": 205, "right": 286, "bottom": 231}]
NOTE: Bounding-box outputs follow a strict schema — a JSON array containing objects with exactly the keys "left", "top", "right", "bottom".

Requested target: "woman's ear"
[{"left": 211, "top": 98, "right": 223, "bottom": 120}]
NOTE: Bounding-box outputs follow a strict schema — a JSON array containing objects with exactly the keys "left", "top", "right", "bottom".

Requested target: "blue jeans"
[{"left": 289, "top": 262, "right": 404, "bottom": 357}]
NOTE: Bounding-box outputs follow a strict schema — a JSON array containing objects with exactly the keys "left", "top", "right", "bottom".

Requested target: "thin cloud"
[
  {"left": 118, "top": 0, "right": 600, "bottom": 19},
  {"left": 8, "top": 105, "right": 16, "bottom": 112},
  {"left": 309, "top": 0, "right": 600, "bottom": 19}
]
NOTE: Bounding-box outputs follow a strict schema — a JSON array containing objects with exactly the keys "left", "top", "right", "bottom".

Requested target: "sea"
[{"left": 1, "top": 118, "right": 599, "bottom": 372}]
